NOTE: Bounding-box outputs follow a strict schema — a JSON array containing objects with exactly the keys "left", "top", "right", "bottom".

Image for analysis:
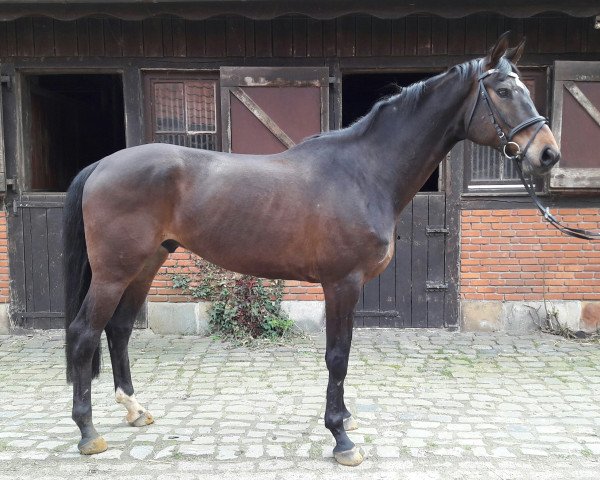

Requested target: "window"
[
  {"left": 145, "top": 73, "right": 219, "bottom": 150},
  {"left": 464, "top": 68, "right": 548, "bottom": 193}
]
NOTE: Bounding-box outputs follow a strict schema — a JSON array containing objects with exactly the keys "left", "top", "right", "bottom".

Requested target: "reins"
[{"left": 467, "top": 67, "right": 600, "bottom": 241}]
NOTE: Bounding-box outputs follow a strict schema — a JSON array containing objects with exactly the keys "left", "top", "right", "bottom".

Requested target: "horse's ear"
[
  {"left": 505, "top": 37, "right": 526, "bottom": 65},
  {"left": 485, "top": 31, "right": 511, "bottom": 70}
]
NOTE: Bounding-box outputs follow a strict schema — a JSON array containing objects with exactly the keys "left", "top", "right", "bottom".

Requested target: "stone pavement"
[{"left": 0, "top": 329, "right": 599, "bottom": 479}]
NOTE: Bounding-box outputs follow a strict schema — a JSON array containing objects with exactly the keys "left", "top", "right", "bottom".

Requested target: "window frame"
[{"left": 143, "top": 71, "right": 221, "bottom": 151}]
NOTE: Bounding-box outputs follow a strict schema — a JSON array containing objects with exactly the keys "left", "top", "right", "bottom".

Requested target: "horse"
[{"left": 64, "top": 32, "right": 560, "bottom": 466}]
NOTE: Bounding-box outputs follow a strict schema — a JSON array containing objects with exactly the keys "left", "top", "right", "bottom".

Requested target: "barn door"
[
  {"left": 550, "top": 61, "right": 600, "bottom": 190},
  {"left": 354, "top": 192, "right": 454, "bottom": 328},
  {"left": 10, "top": 194, "right": 66, "bottom": 328},
  {"left": 220, "top": 67, "right": 329, "bottom": 153},
  {"left": 9, "top": 74, "right": 129, "bottom": 329}
]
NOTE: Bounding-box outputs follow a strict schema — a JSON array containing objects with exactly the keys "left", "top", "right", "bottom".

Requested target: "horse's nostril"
[{"left": 541, "top": 147, "right": 559, "bottom": 167}]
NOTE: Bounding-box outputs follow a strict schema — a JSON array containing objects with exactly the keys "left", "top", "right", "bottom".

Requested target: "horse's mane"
[{"left": 300, "top": 56, "right": 518, "bottom": 145}]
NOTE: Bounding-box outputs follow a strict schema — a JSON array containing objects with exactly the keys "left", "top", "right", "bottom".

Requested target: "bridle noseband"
[{"left": 466, "top": 66, "right": 600, "bottom": 241}]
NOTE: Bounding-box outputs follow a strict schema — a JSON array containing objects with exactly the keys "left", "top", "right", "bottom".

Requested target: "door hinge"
[
  {"left": 426, "top": 281, "right": 448, "bottom": 291},
  {"left": 1, "top": 75, "right": 12, "bottom": 89},
  {"left": 426, "top": 226, "right": 449, "bottom": 235}
]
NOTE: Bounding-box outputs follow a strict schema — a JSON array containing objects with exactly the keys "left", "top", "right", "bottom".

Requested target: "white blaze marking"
[
  {"left": 514, "top": 75, "right": 529, "bottom": 95},
  {"left": 115, "top": 387, "right": 147, "bottom": 423}
]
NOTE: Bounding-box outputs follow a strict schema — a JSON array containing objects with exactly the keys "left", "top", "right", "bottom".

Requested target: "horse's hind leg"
[
  {"left": 322, "top": 275, "right": 363, "bottom": 466},
  {"left": 68, "top": 278, "right": 130, "bottom": 455},
  {"left": 105, "top": 247, "right": 169, "bottom": 427}
]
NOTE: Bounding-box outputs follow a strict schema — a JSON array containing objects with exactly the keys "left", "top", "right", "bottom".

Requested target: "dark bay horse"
[{"left": 64, "top": 33, "right": 560, "bottom": 466}]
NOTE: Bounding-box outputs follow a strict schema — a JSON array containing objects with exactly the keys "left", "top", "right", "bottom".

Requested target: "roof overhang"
[{"left": 0, "top": 1, "right": 598, "bottom": 21}]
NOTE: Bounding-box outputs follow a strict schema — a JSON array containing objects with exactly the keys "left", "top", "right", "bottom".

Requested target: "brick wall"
[
  {"left": 461, "top": 208, "right": 600, "bottom": 302},
  {"left": 149, "top": 248, "right": 324, "bottom": 302},
  {"left": 0, "top": 210, "right": 8, "bottom": 303}
]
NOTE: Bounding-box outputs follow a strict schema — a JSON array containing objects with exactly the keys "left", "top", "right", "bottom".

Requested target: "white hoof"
[
  {"left": 334, "top": 446, "right": 364, "bottom": 466},
  {"left": 343, "top": 415, "right": 358, "bottom": 431}
]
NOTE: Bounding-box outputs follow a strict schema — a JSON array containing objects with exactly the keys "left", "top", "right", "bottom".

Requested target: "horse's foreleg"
[
  {"left": 68, "top": 280, "right": 127, "bottom": 455},
  {"left": 105, "top": 248, "right": 168, "bottom": 427},
  {"left": 322, "top": 276, "right": 363, "bottom": 466}
]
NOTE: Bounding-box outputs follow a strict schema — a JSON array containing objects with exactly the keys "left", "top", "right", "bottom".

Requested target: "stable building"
[{"left": 0, "top": 0, "right": 599, "bottom": 334}]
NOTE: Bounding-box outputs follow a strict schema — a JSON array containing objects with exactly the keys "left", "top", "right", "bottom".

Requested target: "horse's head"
[{"left": 465, "top": 32, "right": 560, "bottom": 176}]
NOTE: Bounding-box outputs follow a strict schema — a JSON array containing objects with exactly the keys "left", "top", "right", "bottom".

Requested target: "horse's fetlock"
[
  {"left": 72, "top": 405, "right": 92, "bottom": 424},
  {"left": 324, "top": 412, "right": 344, "bottom": 431}
]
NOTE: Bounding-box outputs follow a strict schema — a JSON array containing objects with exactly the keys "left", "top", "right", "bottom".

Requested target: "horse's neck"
[{"left": 363, "top": 69, "right": 472, "bottom": 215}]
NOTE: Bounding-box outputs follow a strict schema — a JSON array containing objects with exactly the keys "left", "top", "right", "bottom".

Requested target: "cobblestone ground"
[{"left": 0, "top": 329, "right": 599, "bottom": 479}]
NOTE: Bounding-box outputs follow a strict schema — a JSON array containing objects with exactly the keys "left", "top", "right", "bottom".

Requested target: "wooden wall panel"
[
  {"left": 272, "top": 17, "right": 293, "bottom": 57},
  {"left": 307, "top": 18, "right": 323, "bottom": 57},
  {"left": 204, "top": 18, "right": 226, "bottom": 57},
  {"left": 15, "top": 17, "right": 34, "bottom": 57},
  {"left": 465, "top": 15, "right": 486, "bottom": 54},
  {"left": 0, "top": 14, "right": 598, "bottom": 60},
  {"left": 244, "top": 18, "right": 255, "bottom": 57},
  {"left": 104, "top": 18, "right": 123, "bottom": 57},
  {"left": 143, "top": 18, "right": 163, "bottom": 57},
  {"left": 87, "top": 18, "right": 105, "bottom": 56},
  {"left": 371, "top": 18, "right": 391, "bottom": 56},
  {"left": 161, "top": 17, "right": 174, "bottom": 57},
  {"left": 430, "top": 17, "right": 447, "bottom": 56},
  {"left": 337, "top": 16, "right": 355, "bottom": 57},
  {"left": 171, "top": 18, "right": 187, "bottom": 57},
  {"left": 254, "top": 20, "right": 272, "bottom": 57},
  {"left": 355, "top": 16, "right": 371, "bottom": 57},
  {"left": 417, "top": 16, "right": 432, "bottom": 56},
  {"left": 226, "top": 16, "right": 245, "bottom": 57},
  {"left": 185, "top": 20, "right": 205, "bottom": 57},
  {"left": 75, "top": 19, "right": 89, "bottom": 56},
  {"left": 53, "top": 20, "right": 77, "bottom": 56},
  {"left": 33, "top": 17, "right": 54, "bottom": 57},
  {"left": 122, "top": 20, "right": 144, "bottom": 57}
]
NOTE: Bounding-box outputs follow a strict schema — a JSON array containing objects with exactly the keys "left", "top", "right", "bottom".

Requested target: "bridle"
[
  {"left": 466, "top": 67, "right": 548, "bottom": 163},
  {"left": 466, "top": 66, "right": 600, "bottom": 241}
]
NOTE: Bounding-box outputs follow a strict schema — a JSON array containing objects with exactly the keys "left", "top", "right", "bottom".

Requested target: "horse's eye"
[{"left": 496, "top": 88, "right": 511, "bottom": 98}]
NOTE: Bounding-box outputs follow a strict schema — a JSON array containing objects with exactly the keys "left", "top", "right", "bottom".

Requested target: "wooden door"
[
  {"left": 354, "top": 193, "right": 455, "bottom": 328},
  {"left": 220, "top": 67, "right": 329, "bottom": 153},
  {"left": 8, "top": 74, "right": 130, "bottom": 329},
  {"left": 9, "top": 194, "right": 66, "bottom": 328},
  {"left": 550, "top": 61, "right": 600, "bottom": 190}
]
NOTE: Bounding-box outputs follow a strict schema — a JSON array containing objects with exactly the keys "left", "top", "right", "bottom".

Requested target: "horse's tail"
[{"left": 64, "top": 161, "right": 101, "bottom": 384}]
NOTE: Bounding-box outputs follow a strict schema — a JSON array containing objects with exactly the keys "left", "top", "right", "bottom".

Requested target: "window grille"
[{"left": 147, "top": 75, "right": 219, "bottom": 150}]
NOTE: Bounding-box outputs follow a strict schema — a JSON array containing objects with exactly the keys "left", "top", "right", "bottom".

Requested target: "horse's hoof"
[
  {"left": 334, "top": 446, "right": 364, "bottom": 466},
  {"left": 129, "top": 411, "right": 154, "bottom": 427},
  {"left": 78, "top": 436, "right": 108, "bottom": 455},
  {"left": 343, "top": 415, "right": 358, "bottom": 431}
]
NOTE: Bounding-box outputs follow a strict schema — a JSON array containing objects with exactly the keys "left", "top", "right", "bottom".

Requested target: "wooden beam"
[{"left": 564, "top": 81, "right": 600, "bottom": 128}]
